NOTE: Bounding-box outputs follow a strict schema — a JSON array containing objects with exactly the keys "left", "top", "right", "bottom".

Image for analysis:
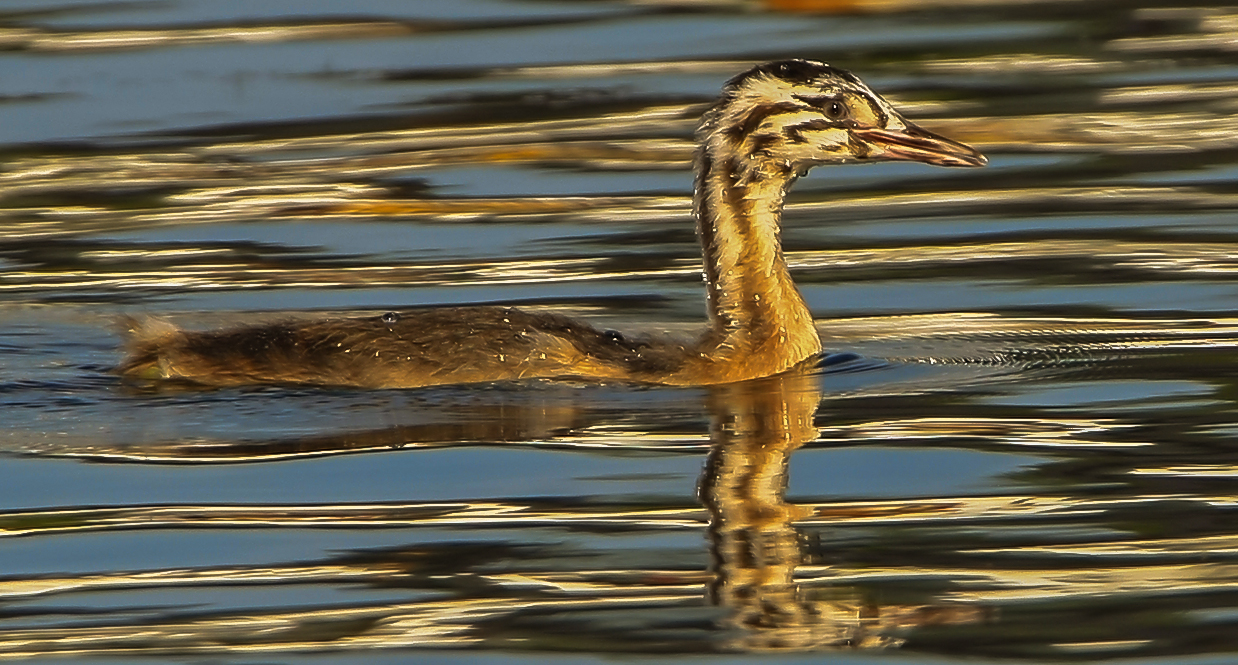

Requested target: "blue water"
[{"left": 3, "top": 0, "right": 1238, "bottom": 662}]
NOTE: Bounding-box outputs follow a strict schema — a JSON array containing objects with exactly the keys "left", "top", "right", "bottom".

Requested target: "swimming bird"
[{"left": 117, "top": 59, "right": 986, "bottom": 389}]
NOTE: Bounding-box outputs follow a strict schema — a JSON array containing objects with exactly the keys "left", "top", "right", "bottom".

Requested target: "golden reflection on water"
[
  {"left": 12, "top": 232, "right": 1238, "bottom": 297},
  {"left": 0, "top": 18, "right": 537, "bottom": 53},
  {"left": 4, "top": 0, "right": 1238, "bottom": 660},
  {"left": 0, "top": 369, "right": 974, "bottom": 655},
  {"left": 3, "top": 70, "right": 1238, "bottom": 243},
  {"left": 700, "top": 368, "right": 983, "bottom": 649},
  {"left": 5, "top": 361, "right": 1238, "bottom": 657}
]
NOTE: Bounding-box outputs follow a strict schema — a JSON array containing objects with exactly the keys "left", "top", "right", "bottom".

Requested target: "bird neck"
[{"left": 691, "top": 140, "right": 822, "bottom": 378}]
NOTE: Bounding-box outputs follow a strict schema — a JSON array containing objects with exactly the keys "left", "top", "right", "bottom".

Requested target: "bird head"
[{"left": 703, "top": 59, "right": 987, "bottom": 174}]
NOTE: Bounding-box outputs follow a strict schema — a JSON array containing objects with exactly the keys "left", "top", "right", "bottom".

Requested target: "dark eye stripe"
[
  {"left": 792, "top": 93, "right": 840, "bottom": 108},
  {"left": 725, "top": 101, "right": 811, "bottom": 138},
  {"left": 798, "top": 92, "right": 892, "bottom": 128}
]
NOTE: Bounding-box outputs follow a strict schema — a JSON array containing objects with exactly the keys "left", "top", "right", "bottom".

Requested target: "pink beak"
[{"left": 853, "top": 122, "right": 987, "bottom": 167}]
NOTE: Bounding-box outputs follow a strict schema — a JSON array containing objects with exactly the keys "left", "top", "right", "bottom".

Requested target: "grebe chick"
[{"left": 118, "top": 60, "right": 986, "bottom": 389}]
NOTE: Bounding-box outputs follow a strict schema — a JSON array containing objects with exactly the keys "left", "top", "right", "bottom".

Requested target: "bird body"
[{"left": 118, "top": 60, "right": 986, "bottom": 389}]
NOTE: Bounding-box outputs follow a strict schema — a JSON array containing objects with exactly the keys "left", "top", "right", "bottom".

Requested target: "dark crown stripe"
[{"left": 726, "top": 59, "right": 858, "bottom": 88}]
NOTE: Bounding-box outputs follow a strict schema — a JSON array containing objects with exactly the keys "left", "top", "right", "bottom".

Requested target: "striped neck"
[{"left": 691, "top": 103, "right": 822, "bottom": 376}]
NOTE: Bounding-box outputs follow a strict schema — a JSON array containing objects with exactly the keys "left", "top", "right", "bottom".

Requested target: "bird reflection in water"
[
  {"left": 699, "top": 366, "right": 985, "bottom": 650},
  {"left": 10, "top": 367, "right": 998, "bottom": 655}
]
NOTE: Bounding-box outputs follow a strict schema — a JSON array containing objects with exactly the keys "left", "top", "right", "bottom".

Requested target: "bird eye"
[{"left": 825, "top": 101, "right": 846, "bottom": 120}]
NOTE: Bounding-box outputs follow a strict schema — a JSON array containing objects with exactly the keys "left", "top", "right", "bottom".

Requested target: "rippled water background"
[{"left": 3, "top": 0, "right": 1238, "bottom": 662}]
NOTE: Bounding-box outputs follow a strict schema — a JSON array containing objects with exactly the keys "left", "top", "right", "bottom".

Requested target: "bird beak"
[{"left": 853, "top": 122, "right": 987, "bottom": 167}]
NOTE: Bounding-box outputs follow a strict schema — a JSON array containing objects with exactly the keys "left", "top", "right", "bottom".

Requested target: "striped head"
[{"left": 699, "top": 59, "right": 986, "bottom": 180}]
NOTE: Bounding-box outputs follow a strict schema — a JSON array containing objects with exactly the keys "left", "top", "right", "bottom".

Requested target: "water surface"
[{"left": 3, "top": 0, "right": 1238, "bottom": 662}]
